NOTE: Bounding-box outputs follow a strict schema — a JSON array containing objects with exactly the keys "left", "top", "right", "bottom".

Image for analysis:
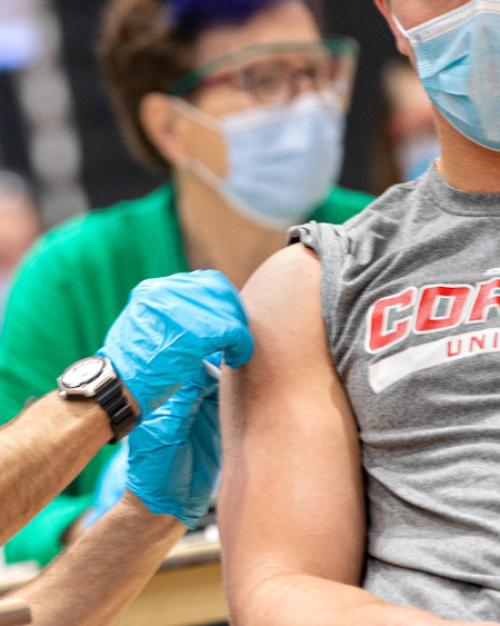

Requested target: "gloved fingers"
[
  {"left": 151, "top": 269, "right": 239, "bottom": 304},
  {"left": 134, "top": 270, "right": 251, "bottom": 348},
  {"left": 204, "top": 352, "right": 222, "bottom": 369},
  {"left": 218, "top": 322, "right": 255, "bottom": 369},
  {"left": 178, "top": 313, "right": 253, "bottom": 369},
  {"left": 130, "top": 271, "right": 242, "bottom": 320},
  {"left": 99, "top": 269, "right": 252, "bottom": 420},
  {"left": 179, "top": 273, "right": 254, "bottom": 367}
]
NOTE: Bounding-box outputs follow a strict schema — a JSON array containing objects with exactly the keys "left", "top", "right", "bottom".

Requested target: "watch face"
[{"left": 61, "top": 357, "right": 106, "bottom": 389}]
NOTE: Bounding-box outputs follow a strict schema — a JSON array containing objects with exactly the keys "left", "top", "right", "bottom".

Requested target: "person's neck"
[
  {"left": 436, "top": 112, "right": 500, "bottom": 194},
  {"left": 175, "top": 169, "right": 285, "bottom": 289}
]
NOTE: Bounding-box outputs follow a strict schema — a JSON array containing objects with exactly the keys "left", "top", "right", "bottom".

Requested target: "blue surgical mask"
[
  {"left": 176, "top": 93, "right": 345, "bottom": 229},
  {"left": 395, "top": 1, "right": 500, "bottom": 151}
]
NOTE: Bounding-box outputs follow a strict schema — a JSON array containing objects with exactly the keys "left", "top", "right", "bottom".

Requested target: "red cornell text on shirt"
[{"left": 365, "top": 275, "right": 500, "bottom": 393}]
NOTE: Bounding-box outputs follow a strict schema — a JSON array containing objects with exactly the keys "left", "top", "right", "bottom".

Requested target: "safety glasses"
[{"left": 168, "top": 38, "right": 359, "bottom": 110}]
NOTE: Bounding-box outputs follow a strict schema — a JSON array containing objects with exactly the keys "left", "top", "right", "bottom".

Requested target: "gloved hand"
[
  {"left": 83, "top": 441, "right": 129, "bottom": 529},
  {"left": 98, "top": 270, "right": 253, "bottom": 417},
  {"left": 127, "top": 356, "right": 221, "bottom": 528},
  {"left": 85, "top": 357, "right": 222, "bottom": 530}
]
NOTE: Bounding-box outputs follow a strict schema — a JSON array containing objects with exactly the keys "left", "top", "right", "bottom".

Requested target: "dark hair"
[
  {"left": 98, "top": 0, "right": 290, "bottom": 175},
  {"left": 170, "top": 0, "right": 286, "bottom": 33}
]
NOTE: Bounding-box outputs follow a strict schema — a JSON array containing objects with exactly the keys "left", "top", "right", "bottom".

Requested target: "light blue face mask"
[
  {"left": 395, "top": 0, "right": 500, "bottom": 152},
  {"left": 177, "top": 92, "right": 345, "bottom": 229}
]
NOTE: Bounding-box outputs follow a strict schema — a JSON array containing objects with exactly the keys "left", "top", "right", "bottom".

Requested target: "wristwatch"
[{"left": 57, "top": 356, "right": 137, "bottom": 444}]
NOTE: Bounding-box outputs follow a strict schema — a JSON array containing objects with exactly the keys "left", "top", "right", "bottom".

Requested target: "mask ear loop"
[
  {"left": 391, "top": 13, "right": 409, "bottom": 38},
  {"left": 169, "top": 96, "right": 227, "bottom": 175},
  {"left": 392, "top": 2, "right": 483, "bottom": 46},
  {"left": 170, "top": 96, "right": 222, "bottom": 133},
  {"left": 170, "top": 100, "right": 275, "bottom": 228}
]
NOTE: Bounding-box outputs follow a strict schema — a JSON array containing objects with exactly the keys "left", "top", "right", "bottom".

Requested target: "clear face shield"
[{"left": 169, "top": 38, "right": 359, "bottom": 113}]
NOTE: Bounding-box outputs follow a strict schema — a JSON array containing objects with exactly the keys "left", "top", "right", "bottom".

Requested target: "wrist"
[
  {"left": 116, "top": 491, "right": 185, "bottom": 535},
  {"left": 42, "top": 391, "right": 114, "bottom": 445},
  {"left": 95, "top": 352, "right": 141, "bottom": 414},
  {"left": 58, "top": 356, "right": 139, "bottom": 443}
]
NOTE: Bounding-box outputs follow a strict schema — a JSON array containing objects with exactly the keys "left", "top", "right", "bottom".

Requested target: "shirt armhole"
[{"left": 288, "top": 221, "right": 348, "bottom": 363}]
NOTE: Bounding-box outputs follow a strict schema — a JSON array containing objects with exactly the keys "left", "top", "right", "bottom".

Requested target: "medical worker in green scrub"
[{"left": 0, "top": 0, "right": 372, "bottom": 565}]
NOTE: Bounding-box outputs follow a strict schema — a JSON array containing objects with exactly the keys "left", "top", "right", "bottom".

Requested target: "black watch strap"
[{"left": 95, "top": 378, "right": 136, "bottom": 444}]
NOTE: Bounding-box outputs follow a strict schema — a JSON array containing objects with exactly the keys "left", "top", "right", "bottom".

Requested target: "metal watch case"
[{"left": 57, "top": 356, "right": 117, "bottom": 398}]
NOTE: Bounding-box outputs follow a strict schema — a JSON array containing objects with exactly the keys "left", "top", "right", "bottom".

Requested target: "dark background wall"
[
  {"left": 323, "top": 0, "right": 399, "bottom": 192},
  {"left": 0, "top": 73, "right": 33, "bottom": 180},
  {"left": 53, "top": 0, "right": 162, "bottom": 208}
]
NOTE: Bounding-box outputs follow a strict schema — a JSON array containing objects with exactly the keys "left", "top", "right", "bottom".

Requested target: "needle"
[{"left": 203, "top": 360, "right": 221, "bottom": 381}]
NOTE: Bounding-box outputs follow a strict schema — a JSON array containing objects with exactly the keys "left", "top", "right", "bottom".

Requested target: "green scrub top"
[{"left": 0, "top": 183, "right": 373, "bottom": 566}]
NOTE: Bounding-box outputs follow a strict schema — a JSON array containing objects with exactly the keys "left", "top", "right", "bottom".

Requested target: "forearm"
[
  {"left": 0, "top": 391, "right": 113, "bottom": 543},
  {"left": 11, "top": 492, "right": 186, "bottom": 626},
  {"left": 231, "top": 573, "right": 450, "bottom": 626}
]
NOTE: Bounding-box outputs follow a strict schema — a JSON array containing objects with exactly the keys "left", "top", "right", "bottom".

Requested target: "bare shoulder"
[
  {"left": 240, "top": 244, "right": 326, "bottom": 368},
  {"left": 242, "top": 243, "right": 320, "bottom": 314},
  {"left": 221, "top": 243, "right": 335, "bottom": 439}
]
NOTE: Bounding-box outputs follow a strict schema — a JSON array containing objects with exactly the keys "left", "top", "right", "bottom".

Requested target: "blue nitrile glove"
[
  {"left": 85, "top": 357, "right": 221, "bottom": 529},
  {"left": 98, "top": 270, "right": 253, "bottom": 417},
  {"left": 127, "top": 356, "right": 221, "bottom": 529},
  {"left": 83, "top": 441, "right": 129, "bottom": 528}
]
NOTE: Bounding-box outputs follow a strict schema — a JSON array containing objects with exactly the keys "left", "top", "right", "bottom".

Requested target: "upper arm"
[{"left": 219, "top": 244, "right": 366, "bottom": 609}]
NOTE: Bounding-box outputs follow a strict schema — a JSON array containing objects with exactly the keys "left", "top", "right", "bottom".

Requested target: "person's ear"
[
  {"left": 140, "top": 93, "right": 190, "bottom": 166},
  {"left": 374, "top": 0, "right": 411, "bottom": 57},
  {"left": 140, "top": 94, "right": 227, "bottom": 176}
]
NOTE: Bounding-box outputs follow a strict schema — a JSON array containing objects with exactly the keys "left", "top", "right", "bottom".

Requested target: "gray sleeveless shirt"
[{"left": 290, "top": 166, "right": 500, "bottom": 621}]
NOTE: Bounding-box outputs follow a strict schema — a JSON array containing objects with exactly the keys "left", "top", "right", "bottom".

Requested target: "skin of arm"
[
  {"left": 0, "top": 391, "right": 138, "bottom": 545},
  {"left": 9, "top": 492, "right": 185, "bottom": 626},
  {"left": 218, "top": 245, "right": 498, "bottom": 626}
]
